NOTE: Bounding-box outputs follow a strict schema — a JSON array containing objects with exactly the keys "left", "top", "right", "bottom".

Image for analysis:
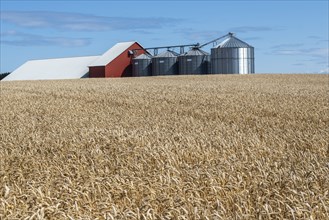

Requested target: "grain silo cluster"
[{"left": 132, "top": 32, "right": 254, "bottom": 77}]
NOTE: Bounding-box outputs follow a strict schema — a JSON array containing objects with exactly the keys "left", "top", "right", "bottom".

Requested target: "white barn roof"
[
  {"left": 3, "top": 56, "right": 99, "bottom": 81},
  {"left": 2, "top": 41, "right": 143, "bottom": 81},
  {"left": 90, "top": 41, "right": 136, "bottom": 66}
]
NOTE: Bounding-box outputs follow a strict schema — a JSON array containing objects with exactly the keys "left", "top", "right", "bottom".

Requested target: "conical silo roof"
[
  {"left": 134, "top": 53, "right": 152, "bottom": 59},
  {"left": 184, "top": 48, "right": 209, "bottom": 56},
  {"left": 155, "top": 50, "right": 179, "bottom": 57},
  {"left": 216, "top": 36, "right": 253, "bottom": 48}
]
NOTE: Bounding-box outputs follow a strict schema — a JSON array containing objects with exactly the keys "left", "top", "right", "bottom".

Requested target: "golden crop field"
[{"left": 1, "top": 74, "right": 328, "bottom": 219}]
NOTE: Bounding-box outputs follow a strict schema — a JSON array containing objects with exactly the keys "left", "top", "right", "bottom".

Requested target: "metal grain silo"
[
  {"left": 152, "top": 50, "right": 178, "bottom": 76},
  {"left": 211, "top": 34, "right": 254, "bottom": 74},
  {"left": 178, "top": 48, "right": 210, "bottom": 75},
  {"left": 132, "top": 53, "right": 152, "bottom": 77}
]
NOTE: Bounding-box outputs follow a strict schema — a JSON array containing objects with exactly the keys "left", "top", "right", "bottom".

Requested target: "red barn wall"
[
  {"left": 105, "top": 43, "right": 145, "bottom": 78},
  {"left": 89, "top": 66, "right": 105, "bottom": 78}
]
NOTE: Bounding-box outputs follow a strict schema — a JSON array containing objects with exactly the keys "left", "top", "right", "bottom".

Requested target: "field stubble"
[{"left": 0, "top": 74, "right": 328, "bottom": 219}]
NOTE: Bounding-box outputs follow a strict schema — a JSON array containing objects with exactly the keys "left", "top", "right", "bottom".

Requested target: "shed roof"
[
  {"left": 134, "top": 53, "right": 152, "bottom": 59},
  {"left": 89, "top": 41, "right": 136, "bottom": 66},
  {"left": 183, "top": 48, "right": 209, "bottom": 56},
  {"left": 2, "top": 56, "right": 99, "bottom": 81},
  {"left": 155, "top": 50, "right": 179, "bottom": 57},
  {"left": 217, "top": 36, "right": 253, "bottom": 48}
]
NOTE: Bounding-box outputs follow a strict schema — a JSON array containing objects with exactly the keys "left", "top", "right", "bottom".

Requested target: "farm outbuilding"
[
  {"left": 3, "top": 41, "right": 146, "bottom": 81},
  {"left": 3, "top": 33, "right": 255, "bottom": 81},
  {"left": 132, "top": 53, "right": 153, "bottom": 77},
  {"left": 211, "top": 34, "right": 255, "bottom": 74},
  {"left": 89, "top": 41, "right": 145, "bottom": 78},
  {"left": 178, "top": 48, "right": 210, "bottom": 75},
  {"left": 152, "top": 50, "right": 179, "bottom": 76},
  {"left": 2, "top": 56, "right": 99, "bottom": 81}
]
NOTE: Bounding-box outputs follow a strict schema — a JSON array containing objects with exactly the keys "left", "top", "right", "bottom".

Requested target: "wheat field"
[{"left": 0, "top": 74, "right": 328, "bottom": 219}]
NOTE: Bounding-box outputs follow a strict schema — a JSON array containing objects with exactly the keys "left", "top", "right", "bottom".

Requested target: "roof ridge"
[{"left": 90, "top": 41, "right": 137, "bottom": 66}]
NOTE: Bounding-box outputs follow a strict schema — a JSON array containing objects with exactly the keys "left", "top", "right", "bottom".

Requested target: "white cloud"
[
  {"left": 319, "top": 67, "right": 329, "bottom": 74},
  {"left": 1, "top": 31, "right": 91, "bottom": 47},
  {"left": 271, "top": 43, "right": 303, "bottom": 49},
  {"left": 229, "top": 26, "right": 283, "bottom": 33},
  {"left": 273, "top": 47, "right": 329, "bottom": 58},
  {"left": 1, "top": 11, "right": 182, "bottom": 32},
  {"left": 174, "top": 25, "right": 278, "bottom": 42}
]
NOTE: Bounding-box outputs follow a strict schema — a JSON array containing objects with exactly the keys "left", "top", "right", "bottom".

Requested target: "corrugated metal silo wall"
[
  {"left": 132, "top": 59, "right": 152, "bottom": 77},
  {"left": 178, "top": 55, "right": 210, "bottom": 74},
  {"left": 152, "top": 57, "right": 178, "bottom": 76},
  {"left": 211, "top": 47, "right": 254, "bottom": 74}
]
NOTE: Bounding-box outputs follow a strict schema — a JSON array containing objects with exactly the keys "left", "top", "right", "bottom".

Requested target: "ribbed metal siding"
[
  {"left": 132, "top": 55, "right": 152, "bottom": 77},
  {"left": 152, "top": 51, "right": 178, "bottom": 76},
  {"left": 211, "top": 47, "right": 254, "bottom": 74},
  {"left": 178, "top": 54, "right": 210, "bottom": 75}
]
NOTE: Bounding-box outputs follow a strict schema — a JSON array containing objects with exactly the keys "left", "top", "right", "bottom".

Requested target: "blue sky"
[{"left": 1, "top": 0, "right": 328, "bottom": 73}]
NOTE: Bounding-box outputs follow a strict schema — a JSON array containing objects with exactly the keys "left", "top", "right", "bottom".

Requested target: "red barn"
[
  {"left": 89, "top": 41, "right": 145, "bottom": 78},
  {"left": 2, "top": 41, "right": 146, "bottom": 81}
]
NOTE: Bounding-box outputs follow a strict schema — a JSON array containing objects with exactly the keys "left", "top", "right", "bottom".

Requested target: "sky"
[{"left": 0, "top": 0, "right": 328, "bottom": 74}]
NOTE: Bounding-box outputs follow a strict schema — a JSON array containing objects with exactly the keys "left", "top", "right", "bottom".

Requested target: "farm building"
[
  {"left": 2, "top": 41, "right": 145, "bottom": 81},
  {"left": 2, "top": 56, "right": 99, "bottom": 81},
  {"left": 89, "top": 42, "right": 145, "bottom": 78},
  {"left": 3, "top": 33, "right": 255, "bottom": 81}
]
